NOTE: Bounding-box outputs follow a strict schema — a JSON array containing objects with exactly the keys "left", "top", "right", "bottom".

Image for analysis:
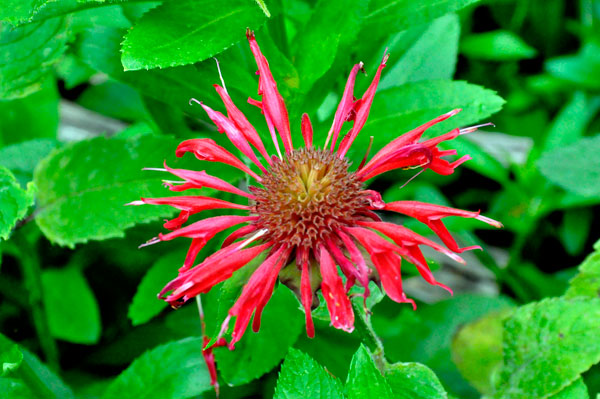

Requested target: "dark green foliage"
[{"left": 2, "top": 0, "right": 600, "bottom": 398}]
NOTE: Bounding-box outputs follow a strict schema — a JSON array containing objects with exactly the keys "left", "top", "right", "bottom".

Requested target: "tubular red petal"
[
  {"left": 363, "top": 109, "right": 462, "bottom": 171},
  {"left": 214, "top": 85, "right": 271, "bottom": 163},
  {"left": 247, "top": 30, "right": 293, "bottom": 154},
  {"left": 176, "top": 138, "right": 262, "bottom": 181},
  {"left": 159, "top": 215, "right": 257, "bottom": 241},
  {"left": 164, "top": 162, "right": 254, "bottom": 199},
  {"left": 200, "top": 102, "right": 267, "bottom": 172},
  {"left": 160, "top": 242, "right": 272, "bottom": 307},
  {"left": 139, "top": 196, "right": 248, "bottom": 213},
  {"left": 228, "top": 246, "right": 291, "bottom": 347},
  {"left": 326, "top": 62, "right": 363, "bottom": 150},
  {"left": 221, "top": 224, "right": 258, "bottom": 248},
  {"left": 301, "top": 113, "right": 313, "bottom": 148},
  {"left": 337, "top": 53, "right": 388, "bottom": 158},
  {"left": 370, "top": 252, "right": 415, "bottom": 309},
  {"left": 317, "top": 245, "right": 354, "bottom": 333},
  {"left": 299, "top": 251, "right": 315, "bottom": 338},
  {"left": 325, "top": 238, "right": 358, "bottom": 291}
]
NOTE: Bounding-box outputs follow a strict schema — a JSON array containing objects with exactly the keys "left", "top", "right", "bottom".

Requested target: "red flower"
[{"left": 131, "top": 30, "right": 501, "bottom": 349}]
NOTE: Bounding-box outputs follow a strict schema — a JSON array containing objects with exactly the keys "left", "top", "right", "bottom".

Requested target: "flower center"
[{"left": 251, "top": 148, "right": 366, "bottom": 248}]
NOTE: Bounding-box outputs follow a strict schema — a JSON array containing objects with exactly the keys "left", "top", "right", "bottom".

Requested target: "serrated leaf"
[
  {"left": 33, "top": 134, "right": 242, "bottom": 247},
  {"left": 128, "top": 251, "right": 183, "bottom": 326},
  {"left": 461, "top": 30, "right": 537, "bottom": 61},
  {"left": 364, "top": 0, "right": 479, "bottom": 39},
  {"left": 564, "top": 240, "right": 600, "bottom": 299},
  {"left": 349, "top": 80, "right": 505, "bottom": 161},
  {"left": 101, "top": 337, "right": 212, "bottom": 399},
  {"left": 537, "top": 135, "right": 600, "bottom": 197},
  {"left": 384, "top": 362, "right": 448, "bottom": 399},
  {"left": 0, "top": 18, "right": 67, "bottom": 99},
  {"left": 274, "top": 349, "right": 345, "bottom": 399},
  {"left": 548, "top": 378, "right": 589, "bottom": 399},
  {"left": 0, "top": 167, "right": 35, "bottom": 241},
  {"left": 346, "top": 345, "right": 393, "bottom": 399},
  {"left": 493, "top": 297, "right": 600, "bottom": 399},
  {"left": 380, "top": 14, "right": 460, "bottom": 90},
  {"left": 42, "top": 267, "right": 101, "bottom": 344},
  {"left": 121, "top": 0, "right": 266, "bottom": 71},
  {"left": 214, "top": 285, "right": 304, "bottom": 385}
]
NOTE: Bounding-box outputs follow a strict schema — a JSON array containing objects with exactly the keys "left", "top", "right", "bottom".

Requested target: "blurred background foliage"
[{"left": 1, "top": 0, "right": 600, "bottom": 398}]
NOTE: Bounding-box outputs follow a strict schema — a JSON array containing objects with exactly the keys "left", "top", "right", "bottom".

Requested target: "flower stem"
[
  {"left": 14, "top": 231, "right": 59, "bottom": 371},
  {"left": 351, "top": 300, "right": 388, "bottom": 371}
]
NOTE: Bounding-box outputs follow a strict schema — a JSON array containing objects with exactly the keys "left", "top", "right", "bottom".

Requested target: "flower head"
[{"left": 131, "top": 30, "right": 501, "bottom": 349}]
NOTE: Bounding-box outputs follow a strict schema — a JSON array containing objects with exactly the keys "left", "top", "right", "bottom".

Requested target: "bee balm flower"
[{"left": 131, "top": 30, "right": 501, "bottom": 349}]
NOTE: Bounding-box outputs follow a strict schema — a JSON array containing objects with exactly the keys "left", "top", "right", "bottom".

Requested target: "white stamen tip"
[
  {"left": 477, "top": 215, "right": 503, "bottom": 228},
  {"left": 236, "top": 229, "right": 268, "bottom": 250},
  {"left": 460, "top": 122, "right": 495, "bottom": 135},
  {"left": 143, "top": 167, "right": 168, "bottom": 172},
  {"left": 189, "top": 98, "right": 202, "bottom": 106},
  {"left": 125, "top": 200, "right": 144, "bottom": 206},
  {"left": 138, "top": 237, "right": 161, "bottom": 248}
]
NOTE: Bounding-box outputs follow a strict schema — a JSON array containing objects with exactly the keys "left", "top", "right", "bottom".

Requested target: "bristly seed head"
[{"left": 251, "top": 147, "right": 366, "bottom": 247}]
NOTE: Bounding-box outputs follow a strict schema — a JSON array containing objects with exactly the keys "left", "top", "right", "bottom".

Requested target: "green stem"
[
  {"left": 351, "top": 301, "right": 387, "bottom": 370},
  {"left": 14, "top": 232, "right": 59, "bottom": 371}
]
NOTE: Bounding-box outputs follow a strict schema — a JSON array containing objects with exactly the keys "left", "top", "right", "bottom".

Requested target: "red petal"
[
  {"left": 337, "top": 53, "right": 388, "bottom": 158},
  {"left": 298, "top": 248, "right": 315, "bottom": 338},
  {"left": 163, "top": 162, "right": 254, "bottom": 198},
  {"left": 176, "top": 139, "right": 262, "bottom": 181},
  {"left": 370, "top": 252, "right": 415, "bottom": 309},
  {"left": 326, "top": 62, "right": 363, "bottom": 150},
  {"left": 159, "top": 215, "right": 256, "bottom": 242},
  {"left": 221, "top": 224, "right": 258, "bottom": 248},
  {"left": 200, "top": 102, "right": 266, "bottom": 172},
  {"left": 214, "top": 85, "right": 271, "bottom": 163},
  {"left": 317, "top": 245, "right": 354, "bottom": 333},
  {"left": 301, "top": 113, "right": 313, "bottom": 148},
  {"left": 247, "top": 30, "right": 293, "bottom": 154}
]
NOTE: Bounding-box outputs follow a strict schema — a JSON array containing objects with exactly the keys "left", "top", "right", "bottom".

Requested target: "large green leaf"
[
  {"left": 101, "top": 337, "right": 212, "bottom": 399},
  {"left": 460, "top": 30, "right": 537, "bottom": 61},
  {"left": 33, "top": 134, "right": 242, "bottom": 247},
  {"left": 42, "top": 267, "right": 101, "bottom": 344},
  {"left": 565, "top": 239, "right": 600, "bottom": 299},
  {"left": 548, "top": 378, "right": 589, "bottom": 399},
  {"left": 0, "top": 18, "right": 67, "bottom": 99},
  {"left": 214, "top": 285, "right": 305, "bottom": 385},
  {"left": 346, "top": 345, "right": 393, "bottom": 399},
  {"left": 274, "top": 349, "right": 345, "bottom": 399},
  {"left": 128, "top": 251, "right": 184, "bottom": 326},
  {"left": 292, "top": 0, "right": 366, "bottom": 93},
  {"left": 537, "top": 135, "right": 600, "bottom": 197},
  {"left": 121, "top": 0, "right": 266, "bottom": 70},
  {"left": 0, "top": 167, "right": 35, "bottom": 241},
  {"left": 384, "top": 362, "right": 448, "bottom": 399},
  {"left": 493, "top": 297, "right": 600, "bottom": 399},
  {"left": 363, "top": 0, "right": 479, "bottom": 39},
  {"left": 546, "top": 42, "right": 600, "bottom": 90},
  {"left": 379, "top": 14, "right": 460, "bottom": 89}
]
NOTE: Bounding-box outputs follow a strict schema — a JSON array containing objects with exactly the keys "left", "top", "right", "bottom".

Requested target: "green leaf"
[
  {"left": 564, "top": 240, "right": 600, "bottom": 299},
  {"left": 364, "top": 0, "right": 479, "bottom": 39},
  {"left": 0, "top": 83, "right": 59, "bottom": 146},
  {"left": 460, "top": 30, "right": 537, "bottom": 61},
  {"left": 33, "top": 134, "right": 241, "bottom": 247},
  {"left": 537, "top": 135, "right": 600, "bottom": 197},
  {"left": 274, "top": 349, "right": 345, "bottom": 399},
  {"left": 546, "top": 42, "right": 600, "bottom": 90},
  {"left": 384, "top": 362, "right": 448, "bottom": 399},
  {"left": 548, "top": 378, "right": 589, "bottom": 399},
  {"left": 451, "top": 309, "right": 513, "bottom": 394},
  {"left": 0, "top": 167, "right": 35, "bottom": 241},
  {"left": 543, "top": 92, "right": 600, "bottom": 152},
  {"left": 101, "top": 337, "right": 212, "bottom": 399},
  {"left": 351, "top": 80, "right": 505, "bottom": 161},
  {"left": 128, "top": 251, "right": 183, "bottom": 326},
  {"left": 493, "top": 297, "right": 600, "bottom": 399},
  {"left": 346, "top": 345, "right": 393, "bottom": 399},
  {"left": 292, "top": 0, "right": 366, "bottom": 93},
  {"left": 0, "top": 334, "right": 23, "bottom": 377},
  {"left": 0, "top": 18, "right": 67, "bottom": 99},
  {"left": 379, "top": 14, "right": 460, "bottom": 89},
  {"left": 214, "top": 285, "right": 304, "bottom": 385},
  {"left": 42, "top": 267, "right": 101, "bottom": 344},
  {"left": 558, "top": 209, "right": 593, "bottom": 256},
  {"left": 121, "top": 0, "right": 266, "bottom": 71}
]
